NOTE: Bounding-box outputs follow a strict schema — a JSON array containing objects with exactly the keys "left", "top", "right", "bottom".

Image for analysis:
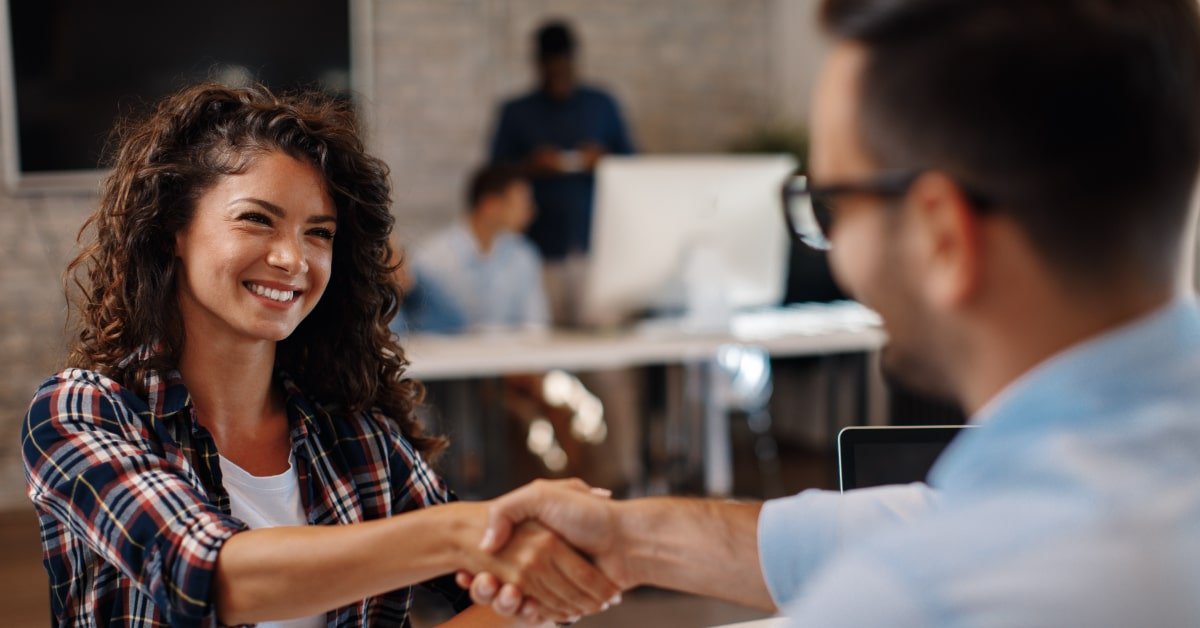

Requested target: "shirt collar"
[
  {"left": 970, "top": 296, "right": 1200, "bottom": 429},
  {"left": 126, "top": 346, "right": 325, "bottom": 438},
  {"left": 930, "top": 296, "right": 1200, "bottom": 492}
]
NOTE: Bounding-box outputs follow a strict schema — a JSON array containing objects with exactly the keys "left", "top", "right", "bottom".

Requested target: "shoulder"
[
  {"left": 415, "top": 223, "right": 469, "bottom": 260},
  {"left": 413, "top": 225, "right": 470, "bottom": 278},
  {"left": 349, "top": 408, "right": 453, "bottom": 509},
  {"left": 330, "top": 407, "right": 426, "bottom": 470},
  {"left": 25, "top": 368, "right": 143, "bottom": 430},
  {"left": 500, "top": 234, "right": 543, "bottom": 266},
  {"left": 577, "top": 85, "right": 621, "bottom": 108},
  {"left": 498, "top": 91, "right": 541, "bottom": 116},
  {"left": 22, "top": 369, "right": 156, "bottom": 489}
]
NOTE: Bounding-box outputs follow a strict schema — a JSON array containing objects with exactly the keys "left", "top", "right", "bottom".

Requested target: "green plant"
[{"left": 729, "top": 124, "right": 809, "bottom": 173}]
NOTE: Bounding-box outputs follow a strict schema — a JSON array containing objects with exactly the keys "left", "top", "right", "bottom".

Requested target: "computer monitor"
[
  {"left": 582, "top": 155, "right": 797, "bottom": 327},
  {"left": 838, "top": 425, "right": 975, "bottom": 491}
]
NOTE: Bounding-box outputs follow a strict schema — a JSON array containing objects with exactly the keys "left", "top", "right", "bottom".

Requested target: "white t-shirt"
[{"left": 219, "top": 455, "right": 325, "bottom": 628}]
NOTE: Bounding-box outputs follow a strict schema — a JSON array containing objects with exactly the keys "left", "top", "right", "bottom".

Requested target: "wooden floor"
[{"left": 0, "top": 509, "right": 52, "bottom": 628}]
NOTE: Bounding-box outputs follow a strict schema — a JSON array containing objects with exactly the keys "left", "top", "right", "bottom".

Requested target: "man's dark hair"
[
  {"left": 536, "top": 20, "right": 577, "bottom": 61},
  {"left": 820, "top": 0, "right": 1200, "bottom": 283},
  {"left": 466, "top": 163, "right": 526, "bottom": 211}
]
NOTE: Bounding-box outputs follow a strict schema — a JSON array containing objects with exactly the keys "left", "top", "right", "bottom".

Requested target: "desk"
[
  {"left": 711, "top": 619, "right": 786, "bottom": 628},
  {"left": 403, "top": 302, "right": 887, "bottom": 495}
]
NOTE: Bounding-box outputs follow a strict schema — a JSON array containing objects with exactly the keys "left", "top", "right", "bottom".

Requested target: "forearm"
[
  {"left": 215, "top": 501, "right": 485, "bottom": 624},
  {"left": 614, "top": 498, "right": 774, "bottom": 611}
]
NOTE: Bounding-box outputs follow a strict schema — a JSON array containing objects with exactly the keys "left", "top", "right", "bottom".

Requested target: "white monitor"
[{"left": 582, "top": 155, "right": 797, "bottom": 327}]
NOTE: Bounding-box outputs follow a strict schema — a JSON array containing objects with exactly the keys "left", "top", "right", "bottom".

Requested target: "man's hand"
[
  {"left": 578, "top": 142, "right": 606, "bottom": 171},
  {"left": 528, "top": 146, "right": 563, "bottom": 175},
  {"left": 458, "top": 479, "right": 634, "bottom": 621},
  {"left": 482, "top": 480, "right": 627, "bottom": 580},
  {"left": 463, "top": 519, "right": 619, "bottom": 624}
]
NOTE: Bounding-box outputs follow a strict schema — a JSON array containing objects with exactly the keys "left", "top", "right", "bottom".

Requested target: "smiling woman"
[{"left": 19, "top": 84, "right": 618, "bottom": 627}]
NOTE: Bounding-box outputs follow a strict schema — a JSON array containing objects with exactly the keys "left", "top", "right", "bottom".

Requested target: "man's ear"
[{"left": 904, "top": 171, "right": 983, "bottom": 311}]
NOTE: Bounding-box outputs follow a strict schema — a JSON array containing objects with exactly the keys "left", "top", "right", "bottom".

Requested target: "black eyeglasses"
[{"left": 780, "top": 170, "right": 924, "bottom": 251}]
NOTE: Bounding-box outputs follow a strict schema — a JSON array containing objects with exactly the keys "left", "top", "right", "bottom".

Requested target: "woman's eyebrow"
[{"left": 229, "top": 197, "right": 336, "bottom": 224}]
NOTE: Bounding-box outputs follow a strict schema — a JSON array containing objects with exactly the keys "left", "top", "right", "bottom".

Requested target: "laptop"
[{"left": 837, "top": 425, "right": 975, "bottom": 491}]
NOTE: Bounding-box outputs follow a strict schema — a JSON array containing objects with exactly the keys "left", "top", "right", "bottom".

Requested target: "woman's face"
[{"left": 174, "top": 150, "right": 337, "bottom": 345}]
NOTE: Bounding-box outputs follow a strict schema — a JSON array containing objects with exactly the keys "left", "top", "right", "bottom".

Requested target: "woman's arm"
[
  {"left": 213, "top": 502, "right": 615, "bottom": 625},
  {"left": 23, "top": 375, "right": 615, "bottom": 626}
]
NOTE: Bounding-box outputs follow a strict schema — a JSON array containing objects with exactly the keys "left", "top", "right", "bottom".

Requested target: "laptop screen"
[{"left": 838, "top": 426, "right": 973, "bottom": 491}]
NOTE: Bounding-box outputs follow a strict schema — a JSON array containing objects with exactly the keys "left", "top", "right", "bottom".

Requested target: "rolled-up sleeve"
[
  {"left": 22, "top": 375, "right": 247, "bottom": 626},
  {"left": 757, "top": 483, "right": 941, "bottom": 607},
  {"left": 380, "top": 414, "right": 473, "bottom": 613}
]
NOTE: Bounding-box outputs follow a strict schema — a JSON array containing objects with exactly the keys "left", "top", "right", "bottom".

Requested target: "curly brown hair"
[{"left": 65, "top": 82, "right": 445, "bottom": 458}]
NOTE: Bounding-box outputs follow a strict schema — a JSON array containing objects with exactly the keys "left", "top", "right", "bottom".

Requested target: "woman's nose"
[{"left": 267, "top": 234, "right": 309, "bottom": 275}]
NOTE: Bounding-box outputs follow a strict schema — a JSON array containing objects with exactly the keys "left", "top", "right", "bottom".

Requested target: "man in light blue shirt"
[
  {"left": 405, "top": 164, "right": 549, "bottom": 333},
  {"left": 458, "top": 1, "right": 1200, "bottom": 626}
]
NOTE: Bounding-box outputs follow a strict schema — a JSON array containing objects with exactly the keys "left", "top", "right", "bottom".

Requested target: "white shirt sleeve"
[{"left": 757, "top": 483, "right": 941, "bottom": 606}]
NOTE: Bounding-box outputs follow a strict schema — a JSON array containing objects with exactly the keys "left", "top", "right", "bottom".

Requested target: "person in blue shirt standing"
[
  {"left": 489, "top": 20, "right": 643, "bottom": 493},
  {"left": 453, "top": 1, "right": 1200, "bottom": 626},
  {"left": 489, "top": 19, "right": 635, "bottom": 326}
]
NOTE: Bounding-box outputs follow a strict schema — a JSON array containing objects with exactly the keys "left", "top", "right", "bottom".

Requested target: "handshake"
[{"left": 453, "top": 479, "right": 639, "bottom": 626}]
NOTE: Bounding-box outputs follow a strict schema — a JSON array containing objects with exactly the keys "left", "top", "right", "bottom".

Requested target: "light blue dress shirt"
[
  {"left": 759, "top": 297, "right": 1200, "bottom": 627},
  {"left": 410, "top": 221, "right": 549, "bottom": 333}
]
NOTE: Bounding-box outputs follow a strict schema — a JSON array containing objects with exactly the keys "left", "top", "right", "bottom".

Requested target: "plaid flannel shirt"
[{"left": 21, "top": 357, "right": 469, "bottom": 627}]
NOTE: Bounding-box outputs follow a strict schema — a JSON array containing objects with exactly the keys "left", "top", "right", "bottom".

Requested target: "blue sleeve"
[
  {"left": 757, "top": 483, "right": 940, "bottom": 606},
  {"left": 782, "top": 555, "right": 928, "bottom": 627},
  {"left": 604, "top": 93, "right": 635, "bottom": 155}
]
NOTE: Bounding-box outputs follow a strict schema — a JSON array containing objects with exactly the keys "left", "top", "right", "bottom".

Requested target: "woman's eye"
[
  {"left": 239, "top": 212, "right": 273, "bottom": 226},
  {"left": 308, "top": 228, "right": 336, "bottom": 241}
]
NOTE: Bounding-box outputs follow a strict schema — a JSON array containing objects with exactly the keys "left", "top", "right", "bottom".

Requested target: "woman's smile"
[{"left": 243, "top": 280, "right": 304, "bottom": 306}]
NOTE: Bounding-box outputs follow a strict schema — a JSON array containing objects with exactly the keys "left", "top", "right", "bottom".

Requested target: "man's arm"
[
  {"left": 469, "top": 479, "right": 943, "bottom": 620},
  {"left": 613, "top": 497, "right": 774, "bottom": 610},
  {"left": 474, "top": 480, "right": 775, "bottom": 611}
]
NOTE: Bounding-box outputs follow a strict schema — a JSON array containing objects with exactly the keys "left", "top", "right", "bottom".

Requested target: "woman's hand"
[
  {"left": 455, "top": 479, "right": 628, "bottom": 624},
  {"left": 462, "top": 520, "right": 619, "bottom": 624}
]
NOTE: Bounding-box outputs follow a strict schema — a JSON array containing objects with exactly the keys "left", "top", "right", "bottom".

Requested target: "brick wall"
[{"left": 0, "top": 0, "right": 814, "bottom": 507}]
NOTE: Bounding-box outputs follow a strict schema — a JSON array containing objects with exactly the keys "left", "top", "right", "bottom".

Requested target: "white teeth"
[{"left": 248, "top": 283, "right": 295, "bottom": 303}]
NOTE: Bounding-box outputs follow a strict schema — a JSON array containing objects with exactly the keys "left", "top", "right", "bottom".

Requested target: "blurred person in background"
[
  {"left": 489, "top": 20, "right": 642, "bottom": 493},
  {"left": 488, "top": 19, "right": 635, "bottom": 325},
  {"left": 403, "top": 164, "right": 604, "bottom": 477},
  {"left": 408, "top": 164, "right": 548, "bottom": 334}
]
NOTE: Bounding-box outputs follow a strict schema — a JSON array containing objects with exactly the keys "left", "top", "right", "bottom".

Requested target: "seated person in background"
[
  {"left": 390, "top": 263, "right": 468, "bottom": 335},
  {"left": 406, "top": 165, "right": 605, "bottom": 476},
  {"left": 21, "top": 83, "right": 616, "bottom": 627},
  {"left": 408, "top": 163, "right": 548, "bottom": 334}
]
